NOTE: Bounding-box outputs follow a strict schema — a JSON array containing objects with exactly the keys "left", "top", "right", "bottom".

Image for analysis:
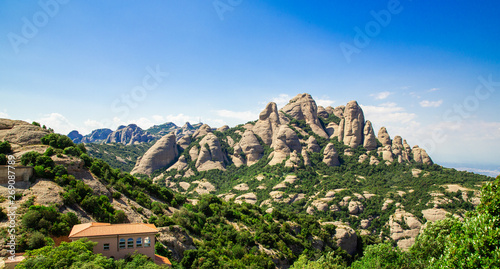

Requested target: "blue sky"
[{"left": 1, "top": 1, "right": 500, "bottom": 175}]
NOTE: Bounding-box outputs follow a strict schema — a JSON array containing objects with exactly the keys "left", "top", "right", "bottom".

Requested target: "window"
[
  {"left": 103, "top": 243, "right": 110, "bottom": 250},
  {"left": 136, "top": 237, "right": 142, "bottom": 248},
  {"left": 127, "top": 238, "right": 134, "bottom": 248},
  {"left": 144, "top": 237, "right": 151, "bottom": 247},
  {"left": 119, "top": 239, "right": 125, "bottom": 249}
]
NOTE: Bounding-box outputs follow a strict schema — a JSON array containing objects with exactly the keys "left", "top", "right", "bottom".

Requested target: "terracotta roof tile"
[
  {"left": 155, "top": 254, "right": 172, "bottom": 266},
  {"left": 69, "top": 223, "right": 158, "bottom": 238}
]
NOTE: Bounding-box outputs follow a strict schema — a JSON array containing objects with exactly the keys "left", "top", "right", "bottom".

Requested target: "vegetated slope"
[
  {"left": 85, "top": 141, "right": 156, "bottom": 172},
  {"left": 0, "top": 121, "right": 360, "bottom": 268},
  {"left": 132, "top": 93, "right": 492, "bottom": 250}
]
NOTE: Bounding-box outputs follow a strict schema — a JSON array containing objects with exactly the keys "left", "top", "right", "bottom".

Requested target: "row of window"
[{"left": 103, "top": 237, "right": 151, "bottom": 250}]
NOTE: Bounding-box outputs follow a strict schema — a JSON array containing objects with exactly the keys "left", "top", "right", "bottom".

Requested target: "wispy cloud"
[
  {"left": 37, "top": 113, "right": 78, "bottom": 135},
  {"left": 215, "top": 110, "right": 258, "bottom": 122},
  {"left": 361, "top": 102, "right": 417, "bottom": 124},
  {"left": 428, "top": 88, "right": 440, "bottom": 92},
  {"left": 316, "top": 98, "right": 335, "bottom": 107},
  {"left": 419, "top": 100, "right": 443, "bottom": 108},
  {"left": 0, "top": 111, "right": 8, "bottom": 118},
  {"left": 370, "top": 91, "right": 392, "bottom": 100},
  {"left": 270, "top": 94, "right": 291, "bottom": 108}
]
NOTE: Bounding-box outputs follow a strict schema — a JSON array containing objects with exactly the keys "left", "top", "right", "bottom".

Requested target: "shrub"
[
  {"left": 40, "top": 133, "right": 75, "bottom": 149},
  {"left": 0, "top": 154, "right": 6, "bottom": 165},
  {"left": 0, "top": 141, "right": 12, "bottom": 154}
]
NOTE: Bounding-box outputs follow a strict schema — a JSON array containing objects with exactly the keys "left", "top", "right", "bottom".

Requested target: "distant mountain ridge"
[{"left": 68, "top": 122, "right": 202, "bottom": 145}]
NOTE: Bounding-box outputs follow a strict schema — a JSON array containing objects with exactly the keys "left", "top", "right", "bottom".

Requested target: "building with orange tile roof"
[{"left": 68, "top": 222, "right": 168, "bottom": 265}]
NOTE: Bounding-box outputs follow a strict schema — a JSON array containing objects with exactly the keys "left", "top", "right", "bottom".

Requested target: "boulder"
[
  {"left": 281, "top": 93, "right": 329, "bottom": 138},
  {"left": 285, "top": 150, "right": 300, "bottom": 168},
  {"left": 334, "top": 224, "right": 358, "bottom": 255},
  {"left": 335, "top": 119, "right": 345, "bottom": 141},
  {"left": 342, "top": 101, "right": 365, "bottom": 148},
  {"left": 325, "top": 122, "right": 338, "bottom": 137},
  {"left": 323, "top": 143, "right": 340, "bottom": 166},
  {"left": 131, "top": 133, "right": 178, "bottom": 175},
  {"left": 333, "top": 105, "right": 345, "bottom": 119}
]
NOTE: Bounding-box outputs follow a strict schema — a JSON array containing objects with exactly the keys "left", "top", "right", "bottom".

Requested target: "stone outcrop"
[
  {"left": 306, "top": 136, "right": 321, "bottom": 153},
  {"left": 131, "top": 132, "right": 178, "bottom": 175},
  {"left": 378, "top": 127, "right": 391, "bottom": 147},
  {"left": 269, "top": 125, "right": 301, "bottom": 165},
  {"left": 68, "top": 130, "right": 83, "bottom": 143},
  {"left": 0, "top": 119, "right": 50, "bottom": 145},
  {"left": 177, "top": 136, "right": 191, "bottom": 150},
  {"left": 167, "top": 155, "right": 188, "bottom": 172},
  {"left": 317, "top": 106, "right": 329, "bottom": 119},
  {"left": 252, "top": 102, "right": 283, "bottom": 146},
  {"left": 412, "top": 146, "right": 433, "bottom": 165},
  {"left": 192, "top": 124, "right": 212, "bottom": 140},
  {"left": 237, "top": 130, "right": 264, "bottom": 166},
  {"left": 281, "top": 93, "right": 329, "bottom": 138},
  {"left": 363, "top": 120, "right": 377, "bottom": 150},
  {"left": 323, "top": 143, "right": 340, "bottom": 166},
  {"left": 217, "top": 125, "right": 229, "bottom": 132},
  {"left": 195, "top": 133, "right": 226, "bottom": 171},
  {"left": 342, "top": 101, "right": 365, "bottom": 148},
  {"left": 81, "top": 128, "right": 113, "bottom": 143},
  {"left": 105, "top": 124, "right": 155, "bottom": 145}
]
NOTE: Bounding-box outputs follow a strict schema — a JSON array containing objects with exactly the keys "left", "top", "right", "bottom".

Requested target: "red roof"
[
  {"left": 154, "top": 254, "right": 172, "bottom": 267},
  {"left": 69, "top": 223, "right": 158, "bottom": 238}
]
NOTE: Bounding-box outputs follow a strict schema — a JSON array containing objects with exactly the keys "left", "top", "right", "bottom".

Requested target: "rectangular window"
[
  {"left": 136, "top": 238, "right": 142, "bottom": 248},
  {"left": 127, "top": 238, "right": 134, "bottom": 248},
  {"left": 103, "top": 243, "right": 110, "bottom": 251},
  {"left": 144, "top": 237, "right": 151, "bottom": 247}
]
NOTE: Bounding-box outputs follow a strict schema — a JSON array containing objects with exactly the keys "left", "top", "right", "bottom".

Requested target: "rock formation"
[
  {"left": 238, "top": 130, "right": 264, "bottom": 166},
  {"left": 363, "top": 120, "right": 377, "bottom": 150},
  {"left": 412, "top": 146, "right": 433, "bottom": 165},
  {"left": 192, "top": 124, "right": 212, "bottom": 140},
  {"left": 378, "top": 127, "right": 391, "bottom": 147},
  {"left": 105, "top": 124, "right": 155, "bottom": 145},
  {"left": 281, "top": 93, "right": 329, "bottom": 138},
  {"left": 195, "top": 133, "right": 226, "bottom": 171},
  {"left": 0, "top": 119, "right": 50, "bottom": 145},
  {"left": 306, "top": 136, "right": 321, "bottom": 153},
  {"left": 269, "top": 125, "right": 301, "bottom": 165},
  {"left": 323, "top": 143, "right": 340, "bottom": 166},
  {"left": 342, "top": 101, "right": 365, "bottom": 148},
  {"left": 131, "top": 132, "right": 178, "bottom": 175},
  {"left": 68, "top": 130, "right": 83, "bottom": 143},
  {"left": 252, "top": 102, "right": 283, "bottom": 146}
]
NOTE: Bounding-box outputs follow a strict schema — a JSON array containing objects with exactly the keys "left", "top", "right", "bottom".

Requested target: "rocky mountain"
[
  {"left": 69, "top": 122, "right": 203, "bottom": 146},
  {"left": 105, "top": 124, "right": 156, "bottom": 145},
  {"left": 67, "top": 128, "right": 113, "bottom": 144},
  {"left": 1, "top": 94, "right": 494, "bottom": 268},
  {"left": 124, "top": 93, "right": 492, "bottom": 252}
]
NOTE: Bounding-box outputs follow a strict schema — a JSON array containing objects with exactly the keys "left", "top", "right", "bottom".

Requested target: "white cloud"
[
  {"left": 428, "top": 88, "right": 440, "bottom": 92},
  {"left": 38, "top": 113, "right": 78, "bottom": 135},
  {"left": 419, "top": 100, "right": 443, "bottom": 108},
  {"left": 316, "top": 98, "right": 335, "bottom": 107},
  {"left": 371, "top": 91, "right": 392, "bottom": 100},
  {"left": 0, "top": 111, "right": 8, "bottom": 118},
  {"left": 270, "top": 94, "right": 291, "bottom": 108},
  {"left": 215, "top": 110, "right": 258, "bottom": 122},
  {"left": 361, "top": 102, "right": 417, "bottom": 124}
]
